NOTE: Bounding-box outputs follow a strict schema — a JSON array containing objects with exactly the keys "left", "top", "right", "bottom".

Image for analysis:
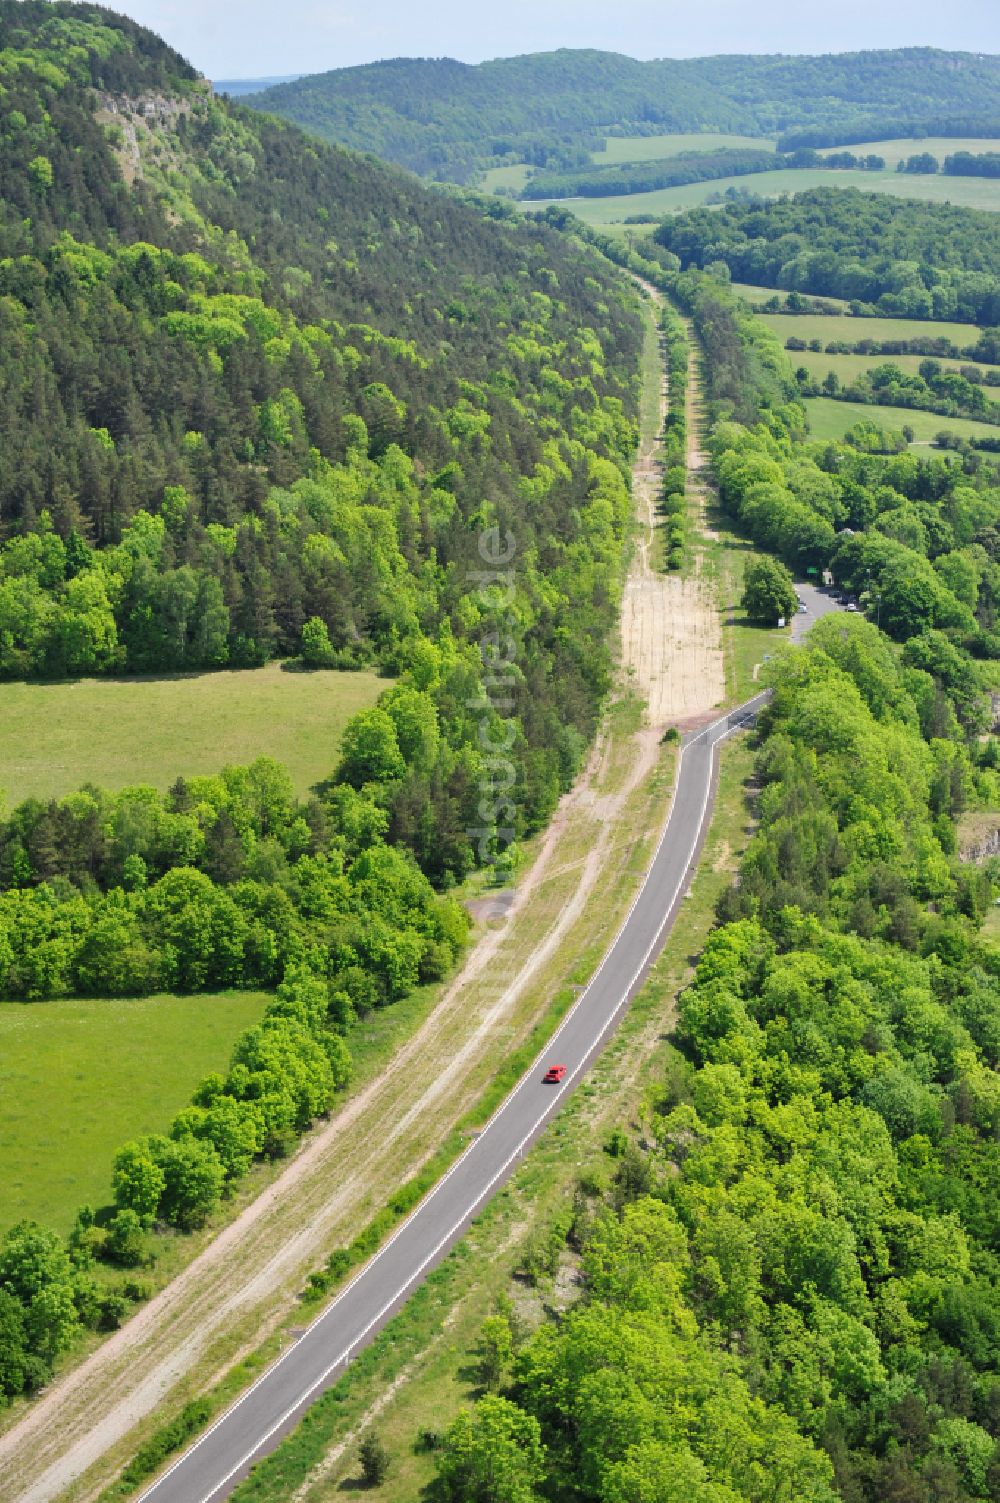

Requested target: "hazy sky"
[{"left": 110, "top": 0, "right": 1000, "bottom": 80}]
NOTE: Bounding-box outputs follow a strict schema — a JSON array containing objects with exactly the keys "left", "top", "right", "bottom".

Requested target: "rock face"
[
  {"left": 95, "top": 90, "right": 198, "bottom": 185},
  {"left": 958, "top": 813, "right": 1000, "bottom": 863}
]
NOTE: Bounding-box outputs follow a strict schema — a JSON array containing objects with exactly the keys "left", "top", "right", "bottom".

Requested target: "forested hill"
[
  {"left": 245, "top": 47, "right": 1000, "bottom": 182},
  {"left": 0, "top": 0, "right": 644, "bottom": 875}
]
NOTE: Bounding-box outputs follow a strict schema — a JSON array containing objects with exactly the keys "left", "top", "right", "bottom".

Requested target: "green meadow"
[
  {"left": 0, "top": 662, "right": 383, "bottom": 805},
  {"left": 731, "top": 282, "right": 852, "bottom": 310},
  {"left": 790, "top": 348, "right": 994, "bottom": 383},
  {"left": 591, "top": 131, "right": 774, "bottom": 164},
  {"left": 0, "top": 990, "right": 270, "bottom": 1234},
  {"left": 523, "top": 164, "right": 1000, "bottom": 225},
  {"left": 758, "top": 311, "right": 983, "bottom": 348},
  {"left": 804, "top": 396, "right": 1000, "bottom": 446}
]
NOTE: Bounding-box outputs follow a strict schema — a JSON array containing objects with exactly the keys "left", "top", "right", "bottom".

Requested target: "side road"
[{"left": 137, "top": 689, "right": 770, "bottom": 1503}]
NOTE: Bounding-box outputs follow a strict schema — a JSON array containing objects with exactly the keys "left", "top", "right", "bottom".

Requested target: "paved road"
[{"left": 137, "top": 691, "right": 771, "bottom": 1503}]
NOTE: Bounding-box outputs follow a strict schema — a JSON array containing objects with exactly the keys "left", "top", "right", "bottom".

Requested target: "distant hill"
[
  {"left": 214, "top": 74, "right": 301, "bottom": 96},
  {"left": 246, "top": 47, "right": 1000, "bottom": 182}
]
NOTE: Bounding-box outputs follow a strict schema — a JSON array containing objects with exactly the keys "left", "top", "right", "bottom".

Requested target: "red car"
[{"left": 543, "top": 1064, "right": 567, "bottom": 1084}]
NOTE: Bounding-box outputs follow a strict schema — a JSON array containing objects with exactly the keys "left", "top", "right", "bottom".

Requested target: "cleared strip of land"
[{"left": 620, "top": 288, "right": 725, "bottom": 726}]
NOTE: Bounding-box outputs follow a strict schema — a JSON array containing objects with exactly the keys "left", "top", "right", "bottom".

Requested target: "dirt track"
[
  {"left": 0, "top": 283, "right": 726, "bottom": 1503},
  {"left": 620, "top": 295, "right": 724, "bottom": 727}
]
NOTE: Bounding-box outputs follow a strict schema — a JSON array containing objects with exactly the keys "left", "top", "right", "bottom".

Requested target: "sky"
[{"left": 107, "top": 0, "right": 1000, "bottom": 81}]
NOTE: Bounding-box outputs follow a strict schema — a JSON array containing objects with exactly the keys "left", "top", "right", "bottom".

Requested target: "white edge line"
[{"left": 139, "top": 692, "right": 769, "bottom": 1503}]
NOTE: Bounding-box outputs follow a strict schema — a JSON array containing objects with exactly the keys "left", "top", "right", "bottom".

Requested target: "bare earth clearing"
[
  {"left": 0, "top": 289, "right": 727, "bottom": 1503},
  {"left": 621, "top": 295, "right": 724, "bottom": 727}
]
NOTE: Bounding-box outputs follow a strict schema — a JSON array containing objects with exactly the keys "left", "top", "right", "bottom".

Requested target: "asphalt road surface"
[{"left": 136, "top": 688, "right": 777, "bottom": 1503}]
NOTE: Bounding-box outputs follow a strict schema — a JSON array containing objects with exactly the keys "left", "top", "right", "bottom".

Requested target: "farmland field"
[
  {"left": 804, "top": 396, "right": 1000, "bottom": 445},
  {"left": 0, "top": 662, "right": 383, "bottom": 805},
  {"left": 591, "top": 131, "right": 774, "bottom": 164},
  {"left": 789, "top": 348, "right": 994, "bottom": 383},
  {"left": 821, "top": 136, "right": 1000, "bottom": 170},
  {"left": 0, "top": 990, "right": 270, "bottom": 1234},
  {"left": 758, "top": 311, "right": 983, "bottom": 348},
  {"left": 731, "top": 282, "right": 853, "bottom": 310},
  {"left": 525, "top": 165, "right": 1000, "bottom": 225},
  {"left": 478, "top": 162, "right": 532, "bottom": 194}
]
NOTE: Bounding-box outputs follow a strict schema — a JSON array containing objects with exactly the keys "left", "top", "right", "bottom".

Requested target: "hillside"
[
  {"left": 246, "top": 47, "right": 1000, "bottom": 182},
  {"left": 0, "top": 2, "right": 645, "bottom": 877}
]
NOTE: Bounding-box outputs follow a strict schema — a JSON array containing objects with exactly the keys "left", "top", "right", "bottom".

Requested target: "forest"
[
  {"left": 0, "top": 0, "right": 645, "bottom": 1398},
  {"left": 435, "top": 614, "right": 1000, "bottom": 1503},
  {"left": 246, "top": 48, "right": 1000, "bottom": 184},
  {"left": 655, "top": 190, "right": 1000, "bottom": 323},
  {"left": 0, "top": 1, "right": 645, "bottom": 879}
]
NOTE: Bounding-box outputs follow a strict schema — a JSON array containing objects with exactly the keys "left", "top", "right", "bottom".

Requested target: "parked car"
[{"left": 543, "top": 1064, "right": 567, "bottom": 1084}]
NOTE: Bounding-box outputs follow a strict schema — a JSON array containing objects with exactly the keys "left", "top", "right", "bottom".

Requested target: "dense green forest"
[
  {"left": 0, "top": 1, "right": 644, "bottom": 1397},
  {"left": 655, "top": 190, "right": 1000, "bottom": 323},
  {"left": 437, "top": 614, "right": 1000, "bottom": 1503},
  {"left": 246, "top": 48, "right": 1000, "bottom": 184}
]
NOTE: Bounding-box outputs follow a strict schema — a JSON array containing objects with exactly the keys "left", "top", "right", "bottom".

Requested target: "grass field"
[
  {"left": 478, "top": 162, "right": 532, "bottom": 193},
  {"left": 804, "top": 396, "right": 1000, "bottom": 445},
  {"left": 525, "top": 165, "right": 1000, "bottom": 224},
  {"left": 822, "top": 136, "right": 1000, "bottom": 170},
  {"left": 758, "top": 311, "right": 982, "bottom": 348},
  {"left": 790, "top": 348, "right": 993, "bottom": 382},
  {"left": 592, "top": 131, "right": 774, "bottom": 164},
  {"left": 731, "top": 281, "right": 852, "bottom": 310},
  {"left": 0, "top": 662, "right": 383, "bottom": 805},
  {"left": 0, "top": 990, "right": 269, "bottom": 1234}
]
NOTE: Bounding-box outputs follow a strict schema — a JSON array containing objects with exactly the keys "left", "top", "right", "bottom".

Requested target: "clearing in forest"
[
  {"left": 621, "top": 290, "right": 725, "bottom": 728},
  {"left": 804, "top": 396, "right": 1000, "bottom": 446},
  {"left": 0, "top": 663, "right": 383, "bottom": 804},
  {"left": 0, "top": 992, "right": 270, "bottom": 1235}
]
